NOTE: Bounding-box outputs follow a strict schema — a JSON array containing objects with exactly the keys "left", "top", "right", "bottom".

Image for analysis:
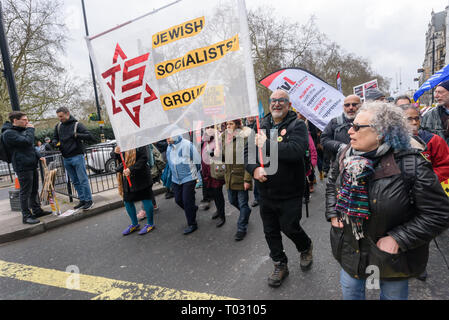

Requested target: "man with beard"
[
  {"left": 421, "top": 80, "right": 449, "bottom": 146},
  {"left": 321, "top": 94, "right": 362, "bottom": 160}
]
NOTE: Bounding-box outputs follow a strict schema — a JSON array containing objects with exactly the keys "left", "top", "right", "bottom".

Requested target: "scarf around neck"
[{"left": 335, "top": 143, "right": 390, "bottom": 240}]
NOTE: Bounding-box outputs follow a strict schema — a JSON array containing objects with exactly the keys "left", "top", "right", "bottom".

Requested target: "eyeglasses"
[
  {"left": 269, "top": 98, "right": 289, "bottom": 106},
  {"left": 351, "top": 123, "right": 371, "bottom": 132},
  {"left": 344, "top": 103, "right": 361, "bottom": 107},
  {"left": 406, "top": 117, "right": 420, "bottom": 122}
]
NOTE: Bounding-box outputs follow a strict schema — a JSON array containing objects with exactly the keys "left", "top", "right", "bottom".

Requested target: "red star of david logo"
[{"left": 101, "top": 44, "right": 158, "bottom": 127}]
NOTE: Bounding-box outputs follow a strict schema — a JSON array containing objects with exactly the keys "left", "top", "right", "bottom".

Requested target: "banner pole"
[
  {"left": 120, "top": 153, "right": 133, "bottom": 187},
  {"left": 256, "top": 116, "right": 265, "bottom": 168}
]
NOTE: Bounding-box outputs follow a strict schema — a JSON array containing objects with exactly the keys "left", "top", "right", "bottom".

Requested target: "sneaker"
[
  {"left": 138, "top": 224, "right": 155, "bottom": 235},
  {"left": 234, "top": 231, "right": 246, "bottom": 241},
  {"left": 153, "top": 204, "right": 159, "bottom": 212},
  {"left": 23, "top": 216, "right": 40, "bottom": 225},
  {"left": 33, "top": 210, "right": 52, "bottom": 218},
  {"left": 300, "top": 243, "right": 313, "bottom": 271},
  {"left": 82, "top": 200, "right": 94, "bottom": 210},
  {"left": 211, "top": 211, "right": 220, "bottom": 220},
  {"left": 74, "top": 201, "right": 86, "bottom": 210},
  {"left": 183, "top": 224, "right": 198, "bottom": 235},
  {"left": 267, "top": 261, "right": 289, "bottom": 287},
  {"left": 251, "top": 200, "right": 259, "bottom": 207},
  {"left": 199, "top": 200, "right": 210, "bottom": 210},
  {"left": 137, "top": 210, "right": 146, "bottom": 221},
  {"left": 122, "top": 224, "right": 140, "bottom": 236},
  {"left": 216, "top": 217, "right": 226, "bottom": 228},
  {"left": 417, "top": 270, "right": 428, "bottom": 281}
]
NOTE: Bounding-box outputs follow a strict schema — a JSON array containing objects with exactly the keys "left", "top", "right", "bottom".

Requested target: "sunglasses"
[
  {"left": 344, "top": 103, "right": 360, "bottom": 107},
  {"left": 351, "top": 123, "right": 371, "bottom": 132},
  {"left": 269, "top": 98, "right": 289, "bottom": 105},
  {"left": 407, "top": 117, "right": 420, "bottom": 122}
]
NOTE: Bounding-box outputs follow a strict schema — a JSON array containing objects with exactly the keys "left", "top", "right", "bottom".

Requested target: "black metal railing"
[{"left": 40, "top": 142, "right": 118, "bottom": 201}]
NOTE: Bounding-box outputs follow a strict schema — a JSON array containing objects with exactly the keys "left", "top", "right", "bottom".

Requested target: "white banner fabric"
[
  {"left": 86, "top": 0, "right": 258, "bottom": 151},
  {"left": 260, "top": 68, "right": 344, "bottom": 131}
]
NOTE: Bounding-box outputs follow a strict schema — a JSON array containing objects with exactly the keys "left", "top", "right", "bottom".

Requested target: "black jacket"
[
  {"left": 52, "top": 116, "right": 94, "bottom": 158},
  {"left": 2, "top": 122, "right": 40, "bottom": 173},
  {"left": 111, "top": 146, "right": 153, "bottom": 196},
  {"left": 245, "top": 111, "right": 308, "bottom": 200},
  {"left": 325, "top": 148, "right": 449, "bottom": 280},
  {"left": 321, "top": 114, "right": 353, "bottom": 156}
]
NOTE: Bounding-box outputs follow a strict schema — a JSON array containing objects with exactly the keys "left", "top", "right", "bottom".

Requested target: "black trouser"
[
  {"left": 173, "top": 180, "right": 198, "bottom": 226},
  {"left": 260, "top": 197, "right": 312, "bottom": 264},
  {"left": 210, "top": 186, "right": 225, "bottom": 218},
  {"left": 16, "top": 168, "right": 42, "bottom": 219}
]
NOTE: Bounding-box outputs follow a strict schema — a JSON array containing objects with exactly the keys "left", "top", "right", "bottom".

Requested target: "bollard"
[{"left": 9, "top": 175, "right": 21, "bottom": 211}]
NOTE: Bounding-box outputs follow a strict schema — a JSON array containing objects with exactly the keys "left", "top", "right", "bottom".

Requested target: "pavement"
[{"left": 0, "top": 182, "right": 166, "bottom": 244}]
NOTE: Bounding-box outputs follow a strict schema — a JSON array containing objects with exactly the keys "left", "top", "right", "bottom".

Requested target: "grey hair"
[
  {"left": 398, "top": 103, "right": 420, "bottom": 114},
  {"left": 358, "top": 101, "right": 411, "bottom": 150}
]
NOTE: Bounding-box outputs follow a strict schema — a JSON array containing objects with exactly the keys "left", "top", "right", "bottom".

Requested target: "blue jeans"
[
  {"left": 340, "top": 269, "right": 408, "bottom": 300},
  {"left": 63, "top": 154, "right": 92, "bottom": 202},
  {"left": 227, "top": 189, "right": 251, "bottom": 232}
]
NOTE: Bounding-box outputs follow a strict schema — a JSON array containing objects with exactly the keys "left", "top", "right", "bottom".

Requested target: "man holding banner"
[{"left": 245, "top": 89, "right": 313, "bottom": 288}]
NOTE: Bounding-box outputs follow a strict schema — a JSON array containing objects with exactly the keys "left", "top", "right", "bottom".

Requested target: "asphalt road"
[{"left": 0, "top": 178, "right": 448, "bottom": 300}]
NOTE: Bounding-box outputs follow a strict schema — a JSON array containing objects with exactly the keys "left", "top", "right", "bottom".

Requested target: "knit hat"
[
  {"left": 437, "top": 79, "right": 449, "bottom": 92},
  {"left": 365, "top": 88, "right": 385, "bottom": 101}
]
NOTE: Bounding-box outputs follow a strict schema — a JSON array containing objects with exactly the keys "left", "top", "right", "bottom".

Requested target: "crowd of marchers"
[{"left": 2, "top": 82, "right": 449, "bottom": 300}]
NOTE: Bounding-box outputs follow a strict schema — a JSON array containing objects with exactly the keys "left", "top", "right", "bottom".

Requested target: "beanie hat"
[
  {"left": 365, "top": 88, "right": 385, "bottom": 101},
  {"left": 437, "top": 79, "right": 449, "bottom": 92}
]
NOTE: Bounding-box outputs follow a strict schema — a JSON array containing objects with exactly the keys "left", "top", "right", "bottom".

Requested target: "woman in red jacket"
[{"left": 401, "top": 104, "right": 449, "bottom": 182}]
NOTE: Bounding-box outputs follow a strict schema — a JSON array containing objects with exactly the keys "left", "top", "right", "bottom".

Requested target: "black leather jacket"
[{"left": 325, "top": 147, "right": 449, "bottom": 280}]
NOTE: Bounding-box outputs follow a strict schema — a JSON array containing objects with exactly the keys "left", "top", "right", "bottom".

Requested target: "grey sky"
[{"left": 62, "top": 0, "right": 449, "bottom": 96}]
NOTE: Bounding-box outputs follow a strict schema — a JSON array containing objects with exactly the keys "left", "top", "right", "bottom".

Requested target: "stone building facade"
[{"left": 418, "top": 8, "right": 448, "bottom": 105}]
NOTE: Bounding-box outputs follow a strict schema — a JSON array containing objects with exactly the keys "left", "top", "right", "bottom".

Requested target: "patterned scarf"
[
  {"left": 335, "top": 144, "right": 390, "bottom": 240},
  {"left": 335, "top": 155, "right": 374, "bottom": 240},
  {"left": 117, "top": 149, "right": 136, "bottom": 197}
]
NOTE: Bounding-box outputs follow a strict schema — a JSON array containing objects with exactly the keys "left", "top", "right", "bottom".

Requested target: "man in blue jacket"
[
  {"left": 166, "top": 134, "right": 202, "bottom": 235},
  {"left": 2, "top": 111, "right": 51, "bottom": 224}
]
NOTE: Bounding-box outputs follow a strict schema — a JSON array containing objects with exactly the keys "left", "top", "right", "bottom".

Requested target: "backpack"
[
  {"left": 0, "top": 133, "right": 12, "bottom": 163},
  {"left": 151, "top": 145, "right": 166, "bottom": 181},
  {"left": 333, "top": 114, "right": 351, "bottom": 141},
  {"left": 57, "top": 122, "right": 79, "bottom": 139}
]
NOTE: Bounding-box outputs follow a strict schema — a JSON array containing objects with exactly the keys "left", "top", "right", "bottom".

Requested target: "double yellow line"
[{"left": 0, "top": 259, "right": 235, "bottom": 300}]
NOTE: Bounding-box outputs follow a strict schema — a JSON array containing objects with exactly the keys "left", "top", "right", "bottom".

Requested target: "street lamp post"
[
  {"left": 0, "top": 2, "right": 20, "bottom": 111},
  {"left": 81, "top": 0, "right": 105, "bottom": 142}
]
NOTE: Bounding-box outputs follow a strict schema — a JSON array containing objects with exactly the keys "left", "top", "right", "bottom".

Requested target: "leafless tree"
[{"left": 0, "top": 0, "right": 76, "bottom": 123}]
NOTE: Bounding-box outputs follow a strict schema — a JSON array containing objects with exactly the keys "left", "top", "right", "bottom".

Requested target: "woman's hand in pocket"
[{"left": 376, "top": 236, "right": 399, "bottom": 254}]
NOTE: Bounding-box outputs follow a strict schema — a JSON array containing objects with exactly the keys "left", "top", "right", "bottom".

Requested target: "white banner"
[
  {"left": 86, "top": 0, "right": 258, "bottom": 151},
  {"left": 353, "top": 79, "right": 378, "bottom": 101},
  {"left": 260, "top": 68, "right": 344, "bottom": 131}
]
